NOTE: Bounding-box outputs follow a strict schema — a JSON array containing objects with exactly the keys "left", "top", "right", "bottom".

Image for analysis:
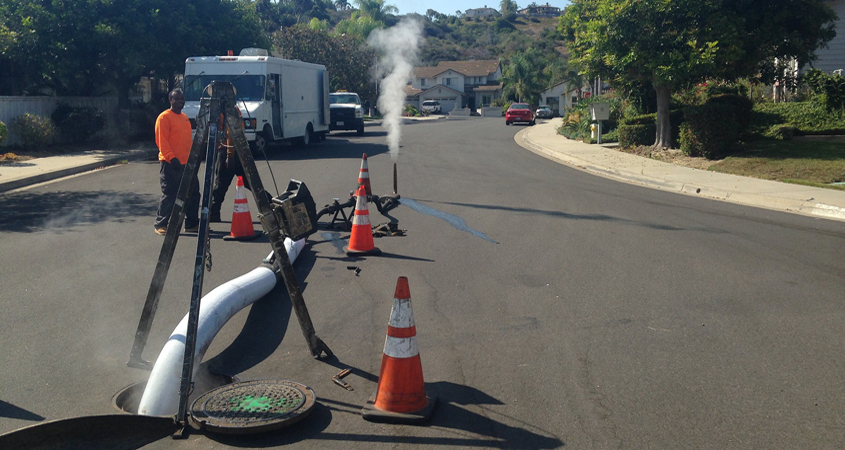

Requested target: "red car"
[{"left": 505, "top": 103, "right": 535, "bottom": 126}]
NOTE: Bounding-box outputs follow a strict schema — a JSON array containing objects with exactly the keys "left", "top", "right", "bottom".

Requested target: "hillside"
[{"left": 416, "top": 14, "right": 566, "bottom": 65}]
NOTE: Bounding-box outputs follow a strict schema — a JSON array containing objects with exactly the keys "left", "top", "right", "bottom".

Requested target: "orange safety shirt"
[{"left": 155, "top": 110, "right": 193, "bottom": 163}]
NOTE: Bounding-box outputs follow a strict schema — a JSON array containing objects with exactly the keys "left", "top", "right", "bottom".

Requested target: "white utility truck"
[{"left": 182, "top": 48, "right": 330, "bottom": 151}]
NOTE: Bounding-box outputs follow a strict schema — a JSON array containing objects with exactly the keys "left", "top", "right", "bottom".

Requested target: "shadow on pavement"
[
  {"left": 0, "top": 400, "right": 44, "bottom": 422},
  {"left": 255, "top": 137, "right": 389, "bottom": 162},
  {"left": 203, "top": 381, "right": 563, "bottom": 449},
  {"left": 0, "top": 190, "right": 155, "bottom": 233},
  {"left": 0, "top": 414, "right": 176, "bottom": 450},
  {"left": 203, "top": 243, "right": 319, "bottom": 375}
]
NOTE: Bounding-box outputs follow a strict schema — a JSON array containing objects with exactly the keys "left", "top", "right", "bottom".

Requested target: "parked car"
[
  {"left": 505, "top": 103, "right": 535, "bottom": 126},
  {"left": 535, "top": 105, "right": 554, "bottom": 119},
  {"left": 421, "top": 100, "right": 441, "bottom": 114}
]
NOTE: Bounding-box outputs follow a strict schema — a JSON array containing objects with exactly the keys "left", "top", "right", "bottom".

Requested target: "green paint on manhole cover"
[{"left": 190, "top": 380, "right": 316, "bottom": 435}]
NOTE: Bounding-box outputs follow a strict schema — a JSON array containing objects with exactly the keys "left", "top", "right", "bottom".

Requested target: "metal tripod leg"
[
  {"left": 176, "top": 111, "right": 220, "bottom": 431},
  {"left": 128, "top": 99, "right": 212, "bottom": 370},
  {"left": 222, "top": 96, "right": 332, "bottom": 359}
]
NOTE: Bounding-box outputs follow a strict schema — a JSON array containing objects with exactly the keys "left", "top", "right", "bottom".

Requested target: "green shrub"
[
  {"left": 680, "top": 103, "right": 741, "bottom": 159},
  {"left": 618, "top": 123, "right": 656, "bottom": 147},
  {"left": 801, "top": 69, "right": 845, "bottom": 112},
  {"left": 10, "top": 113, "right": 56, "bottom": 148},
  {"left": 706, "top": 94, "right": 753, "bottom": 131},
  {"left": 559, "top": 95, "right": 624, "bottom": 141},
  {"left": 51, "top": 103, "right": 106, "bottom": 143},
  {"left": 0, "top": 121, "right": 7, "bottom": 145},
  {"left": 748, "top": 102, "right": 845, "bottom": 136},
  {"left": 618, "top": 110, "right": 683, "bottom": 147},
  {"left": 764, "top": 124, "right": 796, "bottom": 140},
  {"left": 582, "top": 128, "right": 618, "bottom": 144},
  {"left": 404, "top": 104, "right": 419, "bottom": 116}
]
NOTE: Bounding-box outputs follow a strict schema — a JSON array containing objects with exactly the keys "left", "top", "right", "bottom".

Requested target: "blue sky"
[{"left": 390, "top": 0, "right": 570, "bottom": 17}]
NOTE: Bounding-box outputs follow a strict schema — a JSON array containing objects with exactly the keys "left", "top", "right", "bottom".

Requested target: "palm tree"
[
  {"left": 335, "top": 0, "right": 351, "bottom": 11},
  {"left": 499, "top": 0, "right": 518, "bottom": 14},
  {"left": 354, "top": 0, "right": 398, "bottom": 23},
  {"left": 501, "top": 51, "right": 543, "bottom": 105}
]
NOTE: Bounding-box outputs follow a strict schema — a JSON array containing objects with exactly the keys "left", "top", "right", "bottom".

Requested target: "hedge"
[
  {"left": 51, "top": 103, "right": 106, "bottom": 144},
  {"left": 680, "top": 103, "right": 741, "bottom": 159},
  {"left": 618, "top": 110, "right": 683, "bottom": 147}
]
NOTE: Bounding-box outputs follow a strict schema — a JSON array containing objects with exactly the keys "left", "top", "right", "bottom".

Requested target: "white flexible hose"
[{"left": 137, "top": 238, "right": 305, "bottom": 416}]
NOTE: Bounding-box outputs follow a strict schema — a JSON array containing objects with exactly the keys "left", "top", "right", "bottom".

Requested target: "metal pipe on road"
[{"left": 137, "top": 238, "right": 305, "bottom": 417}]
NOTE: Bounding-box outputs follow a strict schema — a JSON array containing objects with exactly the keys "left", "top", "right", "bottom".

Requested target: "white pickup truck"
[{"left": 421, "top": 100, "right": 441, "bottom": 114}]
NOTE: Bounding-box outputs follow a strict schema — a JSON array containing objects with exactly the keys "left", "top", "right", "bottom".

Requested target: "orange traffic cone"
[
  {"left": 362, "top": 277, "right": 437, "bottom": 423},
  {"left": 344, "top": 184, "right": 380, "bottom": 255},
  {"left": 223, "top": 176, "right": 261, "bottom": 241},
  {"left": 357, "top": 153, "right": 372, "bottom": 196}
]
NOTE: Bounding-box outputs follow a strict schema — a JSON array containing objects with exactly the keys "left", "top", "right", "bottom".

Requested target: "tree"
[
  {"left": 499, "top": 0, "right": 518, "bottom": 14},
  {"left": 560, "top": 0, "right": 837, "bottom": 149},
  {"left": 272, "top": 26, "right": 377, "bottom": 101},
  {"left": 335, "top": 13, "right": 383, "bottom": 38},
  {"left": 501, "top": 49, "right": 545, "bottom": 105},
  {"left": 1, "top": 0, "right": 269, "bottom": 104},
  {"left": 353, "top": 0, "right": 397, "bottom": 23}
]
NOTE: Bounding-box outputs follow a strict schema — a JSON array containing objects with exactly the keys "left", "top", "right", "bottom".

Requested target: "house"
[
  {"left": 518, "top": 3, "right": 562, "bottom": 17},
  {"left": 539, "top": 78, "right": 611, "bottom": 116},
  {"left": 804, "top": 0, "right": 845, "bottom": 74},
  {"left": 538, "top": 81, "right": 576, "bottom": 117},
  {"left": 774, "top": 0, "right": 844, "bottom": 100},
  {"left": 406, "top": 60, "right": 503, "bottom": 113},
  {"left": 463, "top": 7, "right": 500, "bottom": 19}
]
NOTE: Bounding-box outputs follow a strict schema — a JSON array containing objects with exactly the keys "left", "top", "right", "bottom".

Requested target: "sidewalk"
[
  {"left": 518, "top": 118, "right": 845, "bottom": 223},
  {"left": 0, "top": 146, "right": 158, "bottom": 193}
]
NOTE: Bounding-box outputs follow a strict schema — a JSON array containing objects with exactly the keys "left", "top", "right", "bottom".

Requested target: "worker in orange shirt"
[{"left": 154, "top": 89, "right": 200, "bottom": 235}]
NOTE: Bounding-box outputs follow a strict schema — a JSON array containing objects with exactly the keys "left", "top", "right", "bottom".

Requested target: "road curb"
[{"left": 516, "top": 124, "right": 845, "bottom": 223}]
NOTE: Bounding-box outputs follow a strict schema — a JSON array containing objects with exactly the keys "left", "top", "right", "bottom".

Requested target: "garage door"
[{"left": 438, "top": 99, "right": 456, "bottom": 113}]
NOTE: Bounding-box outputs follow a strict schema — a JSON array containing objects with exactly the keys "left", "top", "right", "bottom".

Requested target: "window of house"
[
  {"left": 421, "top": 78, "right": 426, "bottom": 86},
  {"left": 446, "top": 78, "right": 452, "bottom": 86}
]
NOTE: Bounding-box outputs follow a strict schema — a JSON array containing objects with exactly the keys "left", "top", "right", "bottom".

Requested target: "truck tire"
[
  {"left": 250, "top": 133, "right": 266, "bottom": 153},
  {"left": 357, "top": 124, "right": 364, "bottom": 136},
  {"left": 297, "top": 123, "right": 313, "bottom": 147},
  {"left": 249, "top": 126, "right": 272, "bottom": 153}
]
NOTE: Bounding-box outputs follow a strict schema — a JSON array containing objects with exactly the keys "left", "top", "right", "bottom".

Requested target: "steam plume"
[{"left": 368, "top": 20, "right": 424, "bottom": 161}]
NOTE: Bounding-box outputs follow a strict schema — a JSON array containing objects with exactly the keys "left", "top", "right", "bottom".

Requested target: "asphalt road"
[{"left": 1, "top": 117, "right": 844, "bottom": 449}]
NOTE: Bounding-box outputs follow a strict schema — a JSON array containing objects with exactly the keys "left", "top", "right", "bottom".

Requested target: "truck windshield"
[
  {"left": 182, "top": 75, "right": 266, "bottom": 102},
  {"left": 330, "top": 94, "right": 360, "bottom": 104}
]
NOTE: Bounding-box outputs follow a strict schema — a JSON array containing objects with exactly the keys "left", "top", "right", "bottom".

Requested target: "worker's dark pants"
[
  {"left": 155, "top": 160, "right": 200, "bottom": 229},
  {"left": 210, "top": 156, "right": 251, "bottom": 216}
]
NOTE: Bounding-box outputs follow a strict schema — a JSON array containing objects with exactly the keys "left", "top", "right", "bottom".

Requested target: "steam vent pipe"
[{"left": 137, "top": 238, "right": 306, "bottom": 417}]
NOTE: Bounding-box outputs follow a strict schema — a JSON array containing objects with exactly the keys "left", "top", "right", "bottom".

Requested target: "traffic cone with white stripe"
[
  {"left": 356, "top": 153, "right": 372, "bottom": 196},
  {"left": 362, "top": 276, "right": 436, "bottom": 423},
  {"left": 344, "top": 184, "right": 380, "bottom": 255},
  {"left": 223, "top": 176, "right": 261, "bottom": 241}
]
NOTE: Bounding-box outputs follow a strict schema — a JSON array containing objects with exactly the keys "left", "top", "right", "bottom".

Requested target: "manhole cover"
[{"left": 190, "top": 380, "right": 316, "bottom": 435}]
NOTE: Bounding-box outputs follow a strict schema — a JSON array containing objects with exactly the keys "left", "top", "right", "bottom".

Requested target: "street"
[{"left": 1, "top": 117, "right": 844, "bottom": 449}]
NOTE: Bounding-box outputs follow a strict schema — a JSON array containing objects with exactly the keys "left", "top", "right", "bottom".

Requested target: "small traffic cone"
[
  {"left": 344, "top": 184, "right": 380, "bottom": 255},
  {"left": 362, "top": 277, "right": 437, "bottom": 423},
  {"left": 223, "top": 176, "right": 261, "bottom": 241},
  {"left": 357, "top": 153, "right": 372, "bottom": 196}
]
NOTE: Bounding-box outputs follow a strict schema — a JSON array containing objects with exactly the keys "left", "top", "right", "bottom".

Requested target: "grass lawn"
[{"left": 711, "top": 138, "right": 845, "bottom": 191}]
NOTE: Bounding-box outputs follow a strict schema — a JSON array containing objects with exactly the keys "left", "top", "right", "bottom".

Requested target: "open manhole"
[
  {"left": 190, "top": 379, "right": 316, "bottom": 435},
  {"left": 112, "top": 371, "right": 239, "bottom": 415}
]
